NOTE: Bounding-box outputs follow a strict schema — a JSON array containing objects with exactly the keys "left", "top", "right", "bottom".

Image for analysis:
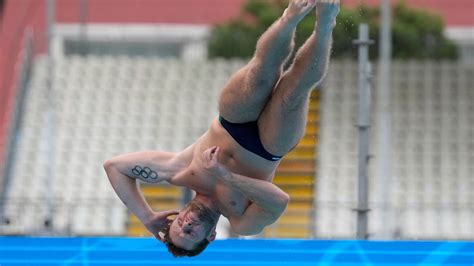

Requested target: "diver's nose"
[{"left": 183, "top": 221, "right": 192, "bottom": 229}]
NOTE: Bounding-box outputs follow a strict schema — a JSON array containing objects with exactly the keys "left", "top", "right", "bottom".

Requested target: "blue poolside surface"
[{"left": 0, "top": 237, "right": 473, "bottom": 266}]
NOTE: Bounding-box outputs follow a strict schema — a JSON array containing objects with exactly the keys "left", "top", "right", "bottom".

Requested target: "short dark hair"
[{"left": 161, "top": 223, "right": 210, "bottom": 257}]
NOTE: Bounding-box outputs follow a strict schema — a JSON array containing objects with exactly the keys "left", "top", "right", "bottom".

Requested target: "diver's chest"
[{"left": 215, "top": 183, "right": 250, "bottom": 217}]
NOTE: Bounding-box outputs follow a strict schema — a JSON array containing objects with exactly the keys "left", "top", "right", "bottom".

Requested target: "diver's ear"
[{"left": 207, "top": 231, "right": 217, "bottom": 242}]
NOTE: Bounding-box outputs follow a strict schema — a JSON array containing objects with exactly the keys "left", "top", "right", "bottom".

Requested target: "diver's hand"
[
  {"left": 202, "top": 146, "right": 231, "bottom": 179},
  {"left": 143, "top": 210, "right": 179, "bottom": 241},
  {"left": 316, "top": 0, "right": 340, "bottom": 29},
  {"left": 202, "top": 146, "right": 223, "bottom": 172}
]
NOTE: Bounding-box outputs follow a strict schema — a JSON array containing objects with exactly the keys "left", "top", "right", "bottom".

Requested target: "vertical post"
[
  {"left": 45, "top": 0, "right": 56, "bottom": 230},
  {"left": 376, "top": 0, "right": 393, "bottom": 239},
  {"left": 0, "top": 30, "right": 35, "bottom": 227},
  {"left": 353, "top": 24, "right": 373, "bottom": 239}
]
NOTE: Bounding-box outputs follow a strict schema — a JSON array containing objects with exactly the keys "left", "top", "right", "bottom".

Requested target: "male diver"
[{"left": 104, "top": 0, "right": 340, "bottom": 257}]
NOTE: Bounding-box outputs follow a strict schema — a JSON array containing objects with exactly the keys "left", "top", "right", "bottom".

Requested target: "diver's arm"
[
  {"left": 220, "top": 170, "right": 289, "bottom": 235},
  {"left": 104, "top": 150, "right": 182, "bottom": 184},
  {"left": 202, "top": 146, "right": 288, "bottom": 235},
  {"left": 103, "top": 162, "right": 155, "bottom": 222},
  {"left": 215, "top": 166, "right": 291, "bottom": 235},
  {"left": 103, "top": 148, "right": 192, "bottom": 223},
  {"left": 219, "top": 170, "right": 289, "bottom": 217}
]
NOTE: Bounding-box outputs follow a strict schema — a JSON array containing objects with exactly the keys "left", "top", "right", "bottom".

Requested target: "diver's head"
[{"left": 160, "top": 198, "right": 220, "bottom": 257}]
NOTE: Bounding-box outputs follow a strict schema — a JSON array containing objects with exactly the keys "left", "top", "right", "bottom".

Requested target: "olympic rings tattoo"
[{"left": 131, "top": 165, "right": 158, "bottom": 179}]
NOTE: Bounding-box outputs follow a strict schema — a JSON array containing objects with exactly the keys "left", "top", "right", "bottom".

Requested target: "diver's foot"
[
  {"left": 316, "top": 0, "right": 340, "bottom": 30},
  {"left": 283, "top": 0, "right": 316, "bottom": 23}
]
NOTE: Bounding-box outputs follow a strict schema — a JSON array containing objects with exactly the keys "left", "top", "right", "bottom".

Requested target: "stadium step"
[
  {"left": 273, "top": 175, "right": 314, "bottom": 186},
  {"left": 278, "top": 159, "right": 316, "bottom": 170},
  {"left": 285, "top": 147, "right": 315, "bottom": 160},
  {"left": 304, "top": 123, "right": 319, "bottom": 135},
  {"left": 278, "top": 213, "right": 313, "bottom": 225},
  {"left": 127, "top": 186, "right": 183, "bottom": 236},
  {"left": 307, "top": 111, "right": 319, "bottom": 122},
  {"left": 140, "top": 185, "right": 182, "bottom": 198},
  {"left": 286, "top": 201, "right": 314, "bottom": 211},
  {"left": 263, "top": 225, "right": 313, "bottom": 238},
  {"left": 298, "top": 136, "right": 318, "bottom": 146},
  {"left": 128, "top": 226, "right": 153, "bottom": 237}
]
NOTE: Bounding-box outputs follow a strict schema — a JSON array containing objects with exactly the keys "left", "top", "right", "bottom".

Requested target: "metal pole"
[
  {"left": 376, "top": 0, "right": 393, "bottom": 239},
  {"left": 353, "top": 24, "right": 373, "bottom": 239},
  {"left": 45, "top": 0, "right": 56, "bottom": 231},
  {"left": 0, "top": 30, "right": 35, "bottom": 227}
]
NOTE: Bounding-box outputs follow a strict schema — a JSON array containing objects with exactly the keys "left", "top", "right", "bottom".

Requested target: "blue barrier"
[{"left": 0, "top": 237, "right": 473, "bottom": 266}]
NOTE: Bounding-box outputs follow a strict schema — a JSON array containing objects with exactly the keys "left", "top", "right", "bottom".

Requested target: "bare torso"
[{"left": 171, "top": 117, "right": 281, "bottom": 219}]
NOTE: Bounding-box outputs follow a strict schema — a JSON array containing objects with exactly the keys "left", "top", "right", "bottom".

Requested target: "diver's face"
[
  {"left": 168, "top": 210, "right": 209, "bottom": 250},
  {"left": 168, "top": 201, "right": 217, "bottom": 250}
]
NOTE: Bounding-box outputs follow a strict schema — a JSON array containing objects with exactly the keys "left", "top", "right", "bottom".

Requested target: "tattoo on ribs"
[{"left": 131, "top": 165, "right": 158, "bottom": 180}]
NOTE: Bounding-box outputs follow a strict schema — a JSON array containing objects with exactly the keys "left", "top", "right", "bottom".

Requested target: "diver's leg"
[
  {"left": 258, "top": 0, "right": 340, "bottom": 155},
  {"left": 218, "top": 0, "right": 316, "bottom": 123}
]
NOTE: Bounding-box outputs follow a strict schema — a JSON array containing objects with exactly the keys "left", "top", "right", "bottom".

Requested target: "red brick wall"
[{"left": 56, "top": 0, "right": 245, "bottom": 24}]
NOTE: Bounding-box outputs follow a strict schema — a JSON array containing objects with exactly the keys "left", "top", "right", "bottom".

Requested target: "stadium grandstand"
[{"left": 0, "top": 0, "right": 473, "bottom": 244}]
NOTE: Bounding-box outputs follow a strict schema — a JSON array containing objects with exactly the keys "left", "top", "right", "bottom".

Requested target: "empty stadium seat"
[
  {"left": 3, "top": 55, "right": 472, "bottom": 241},
  {"left": 316, "top": 61, "right": 474, "bottom": 239}
]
